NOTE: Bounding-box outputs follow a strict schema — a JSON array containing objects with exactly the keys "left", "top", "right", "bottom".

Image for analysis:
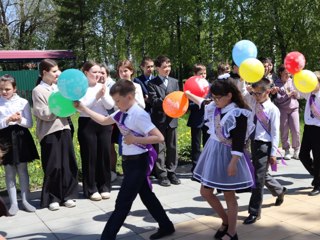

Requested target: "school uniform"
[
  {"left": 101, "top": 103, "right": 173, "bottom": 240},
  {"left": 0, "top": 94, "right": 39, "bottom": 165},
  {"left": 32, "top": 81, "right": 78, "bottom": 207},
  {"left": 299, "top": 91, "right": 320, "bottom": 192},
  {"left": 246, "top": 97, "right": 285, "bottom": 217},
  {"left": 78, "top": 83, "right": 114, "bottom": 198},
  {"left": 134, "top": 74, "right": 154, "bottom": 113},
  {"left": 147, "top": 75, "right": 179, "bottom": 180}
]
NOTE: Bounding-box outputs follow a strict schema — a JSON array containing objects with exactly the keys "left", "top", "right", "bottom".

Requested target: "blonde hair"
[{"left": 314, "top": 71, "right": 320, "bottom": 83}]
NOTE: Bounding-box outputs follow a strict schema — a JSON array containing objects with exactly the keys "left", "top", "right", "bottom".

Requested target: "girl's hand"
[
  {"left": 268, "top": 156, "right": 277, "bottom": 165},
  {"left": 96, "top": 84, "right": 106, "bottom": 100},
  {"left": 73, "top": 101, "right": 84, "bottom": 111},
  {"left": 123, "top": 134, "right": 136, "bottom": 145},
  {"left": 7, "top": 112, "right": 21, "bottom": 123},
  {"left": 228, "top": 157, "right": 239, "bottom": 176}
]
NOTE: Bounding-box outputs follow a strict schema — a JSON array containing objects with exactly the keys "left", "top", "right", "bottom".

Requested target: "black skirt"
[{"left": 0, "top": 125, "right": 39, "bottom": 165}]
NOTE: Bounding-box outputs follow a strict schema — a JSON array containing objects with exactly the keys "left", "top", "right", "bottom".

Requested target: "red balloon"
[
  {"left": 162, "top": 91, "right": 189, "bottom": 118},
  {"left": 183, "top": 76, "right": 209, "bottom": 97},
  {"left": 284, "top": 51, "right": 305, "bottom": 74}
]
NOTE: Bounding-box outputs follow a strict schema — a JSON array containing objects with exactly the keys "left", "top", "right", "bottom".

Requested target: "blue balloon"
[
  {"left": 232, "top": 40, "right": 258, "bottom": 67},
  {"left": 57, "top": 69, "right": 88, "bottom": 100}
]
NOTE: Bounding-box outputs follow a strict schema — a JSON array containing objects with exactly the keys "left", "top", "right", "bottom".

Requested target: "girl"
[
  {"left": 32, "top": 59, "right": 78, "bottom": 211},
  {"left": 78, "top": 60, "right": 114, "bottom": 201},
  {"left": 0, "top": 74, "right": 39, "bottom": 216},
  {"left": 117, "top": 59, "right": 145, "bottom": 109},
  {"left": 273, "top": 64, "right": 300, "bottom": 159},
  {"left": 185, "top": 79, "right": 254, "bottom": 240}
]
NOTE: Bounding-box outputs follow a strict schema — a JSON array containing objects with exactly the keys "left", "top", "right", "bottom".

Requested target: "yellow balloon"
[
  {"left": 239, "top": 58, "right": 264, "bottom": 83},
  {"left": 293, "top": 70, "right": 318, "bottom": 93}
]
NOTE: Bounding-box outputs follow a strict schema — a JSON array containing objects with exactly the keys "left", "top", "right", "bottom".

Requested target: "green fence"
[{"left": 0, "top": 70, "right": 38, "bottom": 105}]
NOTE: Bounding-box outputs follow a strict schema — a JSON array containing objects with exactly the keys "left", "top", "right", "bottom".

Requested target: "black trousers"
[
  {"left": 248, "top": 141, "right": 283, "bottom": 216},
  {"left": 299, "top": 124, "right": 320, "bottom": 187},
  {"left": 190, "top": 125, "right": 209, "bottom": 171},
  {"left": 78, "top": 117, "right": 112, "bottom": 197},
  {"left": 153, "top": 126, "right": 178, "bottom": 177},
  {"left": 101, "top": 153, "right": 173, "bottom": 240},
  {"left": 40, "top": 130, "right": 78, "bottom": 207}
]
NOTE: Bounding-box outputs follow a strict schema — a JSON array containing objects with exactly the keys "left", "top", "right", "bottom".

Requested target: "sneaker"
[
  {"left": 90, "top": 192, "right": 102, "bottom": 201},
  {"left": 284, "top": 150, "right": 291, "bottom": 160},
  {"left": 100, "top": 192, "right": 111, "bottom": 199},
  {"left": 292, "top": 150, "right": 299, "bottom": 160},
  {"left": 49, "top": 202, "right": 60, "bottom": 211},
  {"left": 63, "top": 199, "right": 76, "bottom": 208},
  {"left": 111, "top": 171, "right": 117, "bottom": 182}
]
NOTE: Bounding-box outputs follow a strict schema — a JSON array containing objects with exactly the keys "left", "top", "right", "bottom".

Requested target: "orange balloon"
[{"left": 163, "top": 91, "right": 189, "bottom": 118}]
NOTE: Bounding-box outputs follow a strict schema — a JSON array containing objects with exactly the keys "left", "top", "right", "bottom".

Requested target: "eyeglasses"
[
  {"left": 211, "top": 95, "right": 225, "bottom": 102},
  {"left": 251, "top": 91, "right": 265, "bottom": 97}
]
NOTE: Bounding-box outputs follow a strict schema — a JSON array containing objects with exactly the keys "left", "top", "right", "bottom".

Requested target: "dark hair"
[
  {"left": 217, "top": 62, "right": 230, "bottom": 75},
  {"left": 36, "top": 59, "right": 58, "bottom": 85},
  {"left": 277, "top": 64, "right": 286, "bottom": 77},
  {"left": 116, "top": 59, "right": 135, "bottom": 78},
  {"left": 211, "top": 78, "right": 250, "bottom": 110},
  {"left": 110, "top": 79, "right": 135, "bottom": 97},
  {"left": 140, "top": 57, "right": 154, "bottom": 67},
  {"left": 193, "top": 64, "right": 206, "bottom": 75},
  {"left": 154, "top": 55, "right": 171, "bottom": 68},
  {"left": 100, "top": 63, "right": 110, "bottom": 76},
  {"left": 82, "top": 60, "right": 99, "bottom": 73},
  {"left": 0, "top": 74, "right": 16, "bottom": 88},
  {"left": 252, "top": 77, "right": 272, "bottom": 91}
]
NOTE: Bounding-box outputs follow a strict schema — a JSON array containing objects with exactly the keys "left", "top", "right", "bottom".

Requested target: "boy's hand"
[
  {"left": 123, "top": 134, "right": 136, "bottom": 145},
  {"left": 268, "top": 156, "right": 277, "bottom": 165}
]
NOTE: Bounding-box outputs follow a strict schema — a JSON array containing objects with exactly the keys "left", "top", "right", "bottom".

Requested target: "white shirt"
[
  {"left": 111, "top": 103, "right": 155, "bottom": 156},
  {"left": 301, "top": 91, "right": 320, "bottom": 127},
  {"left": 79, "top": 83, "right": 114, "bottom": 117},
  {"left": 133, "top": 82, "right": 145, "bottom": 109},
  {"left": 0, "top": 94, "right": 33, "bottom": 129}
]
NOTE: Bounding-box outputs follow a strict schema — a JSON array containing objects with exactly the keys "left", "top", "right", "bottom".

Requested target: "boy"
[
  {"left": 147, "top": 55, "right": 180, "bottom": 186},
  {"left": 75, "top": 79, "right": 175, "bottom": 240},
  {"left": 242, "top": 78, "right": 287, "bottom": 224}
]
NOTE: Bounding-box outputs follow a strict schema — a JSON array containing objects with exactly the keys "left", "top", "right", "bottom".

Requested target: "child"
[
  {"left": 187, "top": 64, "right": 209, "bottom": 172},
  {"left": 299, "top": 71, "right": 320, "bottom": 196},
  {"left": 74, "top": 79, "right": 175, "bottom": 240},
  {"left": 0, "top": 74, "right": 39, "bottom": 216},
  {"left": 78, "top": 61, "right": 114, "bottom": 201},
  {"left": 147, "top": 55, "right": 180, "bottom": 186},
  {"left": 32, "top": 59, "right": 78, "bottom": 211},
  {"left": 242, "top": 78, "right": 287, "bottom": 225},
  {"left": 185, "top": 79, "right": 254, "bottom": 240}
]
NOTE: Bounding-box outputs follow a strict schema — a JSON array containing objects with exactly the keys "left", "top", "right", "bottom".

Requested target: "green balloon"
[{"left": 48, "top": 92, "right": 76, "bottom": 117}]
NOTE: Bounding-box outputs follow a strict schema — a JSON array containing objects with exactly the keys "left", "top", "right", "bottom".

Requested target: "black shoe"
[
  {"left": 214, "top": 223, "right": 228, "bottom": 239},
  {"left": 275, "top": 187, "right": 287, "bottom": 206},
  {"left": 309, "top": 187, "right": 320, "bottom": 196},
  {"left": 168, "top": 173, "right": 181, "bottom": 185},
  {"left": 149, "top": 226, "right": 175, "bottom": 239},
  {"left": 243, "top": 214, "right": 261, "bottom": 224},
  {"left": 158, "top": 176, "right": 171, "bottom": 187},
  {"left": 222, "top": 232, "right": 238, "bottom": 240}
]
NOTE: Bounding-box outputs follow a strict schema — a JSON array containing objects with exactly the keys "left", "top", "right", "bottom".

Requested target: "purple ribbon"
[{"left": 114, "top": 111, "right": 157, "bottom": 190}]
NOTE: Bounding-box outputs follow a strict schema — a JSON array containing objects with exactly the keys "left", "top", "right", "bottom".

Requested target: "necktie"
[
  {"left": 163, "top": 77, "right": 168, "bottom": 87},
  {"left": 121, "top": 113, "right": 128, "bottom": 124}
]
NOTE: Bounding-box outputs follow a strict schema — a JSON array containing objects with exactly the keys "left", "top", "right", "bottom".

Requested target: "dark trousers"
[
  {"left": 154, "top": 127, "right": 178, "bottom": 177},
  {"left": 40, "top": 130, "right": 78, "bottom": 207},
  {"left": 78, "top": 117, "right": 112, "bottom": 197},
  {"left": 190, "top": 125, "right": 209, "bottom": 172},
  {"left": 248, "top": 141, "right": 283, "bottom": 216},
  {"left": 299, "top": 124, "right": 320, "bottom": 187},
  {"left": 101, "top": 153, "right": 173, "bottom": 240}
]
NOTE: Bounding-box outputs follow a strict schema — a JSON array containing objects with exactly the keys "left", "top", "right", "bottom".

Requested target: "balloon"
[
  {"left": 48, "top": 91, "right": 77, "bottom": 117},
  {"left": 163, "top": 91, "right": 189, "bottom": 118},
  {"left": 284, "top": 51, "right": 305, "bottom": 74},
  {"left": 232, "top": 40, "right": 258, "bottom": 66},
  {"left": 183, "top": 76, "right": 209, "bottom": 97},
  {"left": 239, "top": 58, "right": 264, "bottom": 83},
  {"left": 293, "top": 70, "right": 318, "bottom": 93},
  {"left": 58, "top": 69, "right": 88, "bottom": 100}
]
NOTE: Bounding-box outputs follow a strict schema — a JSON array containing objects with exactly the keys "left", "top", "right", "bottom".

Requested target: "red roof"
[{"left": 0, "top": 50, "right": 76, "bottom": 61}]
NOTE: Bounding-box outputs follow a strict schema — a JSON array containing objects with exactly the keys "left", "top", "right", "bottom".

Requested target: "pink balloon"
[
  {"left": 284, "top": 51, "right": 305, "bottom": 74},
  {"left": 183, "top": 76, "right": 209, "bottom": 97}
]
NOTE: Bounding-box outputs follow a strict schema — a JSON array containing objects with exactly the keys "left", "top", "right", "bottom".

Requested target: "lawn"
[{"left": 0, "top": 113, "right": 191, "bottom": 191}]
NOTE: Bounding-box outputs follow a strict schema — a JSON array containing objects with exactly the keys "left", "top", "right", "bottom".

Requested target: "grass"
[{"left": 0, "top": 113, "right": 191, "bottom": 191}]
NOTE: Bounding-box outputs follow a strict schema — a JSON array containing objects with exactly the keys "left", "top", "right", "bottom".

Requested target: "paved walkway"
[{"left": 1, "top": 155, "right": 320, "bottom": 240}]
